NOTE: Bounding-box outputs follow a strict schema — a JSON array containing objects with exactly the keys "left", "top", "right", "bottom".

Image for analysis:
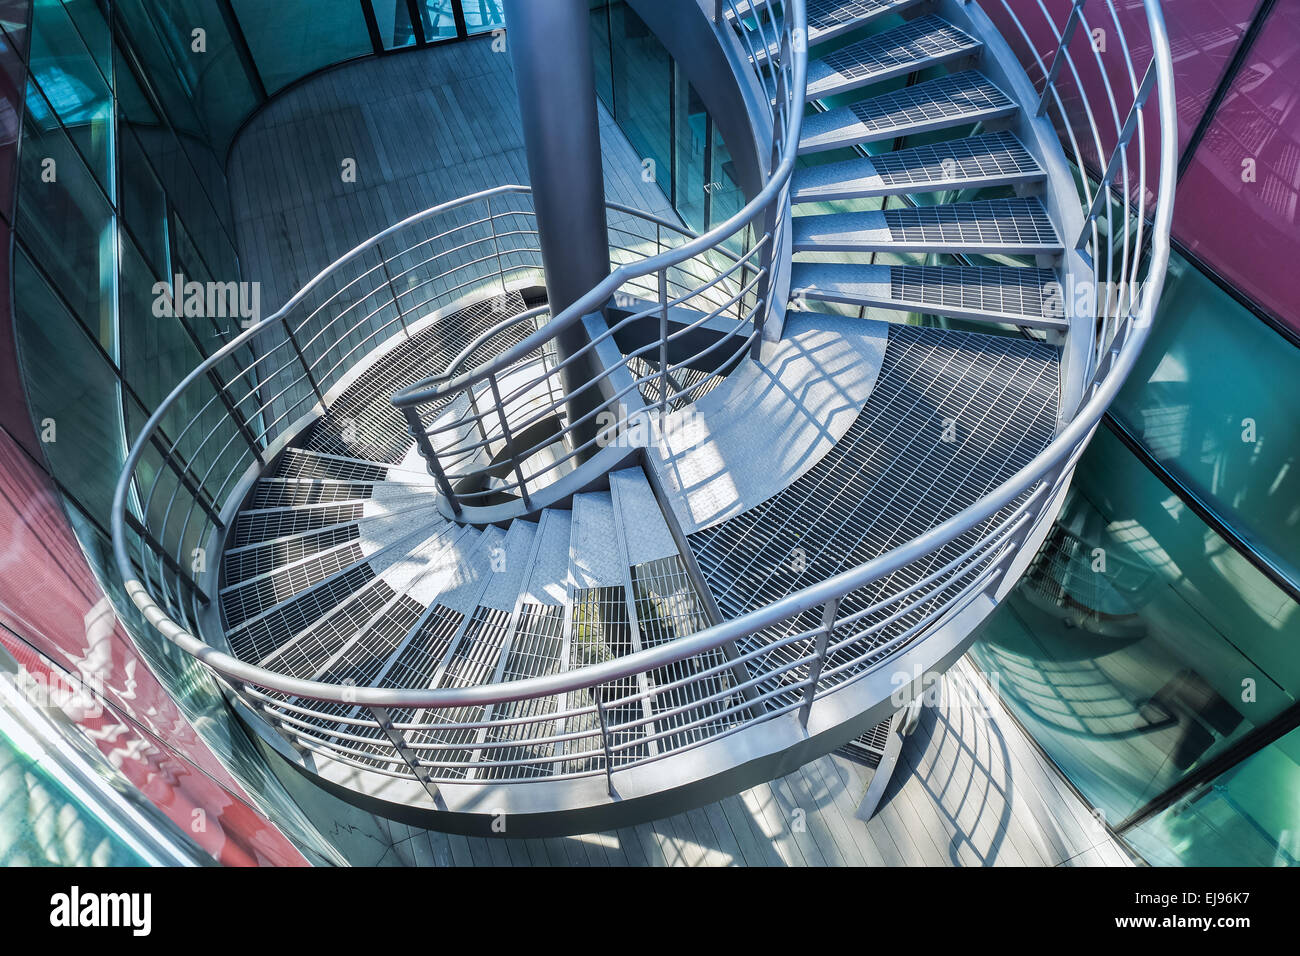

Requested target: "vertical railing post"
[
  {"left": 488, "top": 194, "right": 508, "bottom": 293},
  {"left": 402, "top": 405, "right": 462, "bottom": 516},
  {"left": 657, "top": 267, "right": 671, "bottom": 412},
  {"left": 1036, "top": 0, "right": 1086, "bottom": 116},
  {"left": 282, "top": 315, "right": 326, "bottom": 408},
  {"left": 592, "top": 685, "right": 617, "bottom": 797},
  {"left": 368, "top": 705, "right": 441, "bottom": 803},
  {"left": 750, "top": 22, "right": 790, "bottom": 360},
  {"left": 800, "top": 597, "right": 839, "bottom": 727},
  {"left": 378, "top": 242, "right": 411, "bottom": 339},
  {"left": 489, "top": 372, "right": 534, "bottom": 511}
]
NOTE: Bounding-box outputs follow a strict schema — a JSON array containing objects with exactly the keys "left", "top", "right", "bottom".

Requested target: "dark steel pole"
[{"left": 501, "top": 0, "right": 608, "bottom": 458}]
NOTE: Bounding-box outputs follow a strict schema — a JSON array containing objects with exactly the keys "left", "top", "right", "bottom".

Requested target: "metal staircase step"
[
  {"left": 793, "top": 130, "right": 1043, "bottom": 201},
  {"left": 740, "top": 0, "right": 926, "bottom": 61},
  {"left": 805, "top": 15, "right": 981, "bottom": 101},
  {"left": 790, "top": 262, "right": 1068, "bottom": 330},
  {"left": 791, "top": 197, "right": 1062, "bottom": 256},
  {"left": 273, "top": 447, "right": 431, "bottom": 482},
  {"left": 798, "top": 71, "right": 1016, "bottom": 154}
]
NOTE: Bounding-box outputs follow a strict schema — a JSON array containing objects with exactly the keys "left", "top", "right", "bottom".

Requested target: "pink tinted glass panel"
[{"left": 1175, "top": 1, "right": 1300, "bottom": 334}]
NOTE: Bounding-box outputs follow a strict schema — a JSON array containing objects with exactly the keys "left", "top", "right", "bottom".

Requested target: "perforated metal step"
[
  {"left": 791, "top": 197, "right": 1062, "bottom": 256},
  {"left": 790, "top": 262, "right": 1068, "bottom": 330},
  {"left": 793, "top": 130, "right": 1043, "bottom": 200},
  {"left": 799, "top": 71, "right": 1016, "bottom": 154},
  {"left": 272, "top": 448, "right": 391, "bottom": 482},
  {"left": 740, "top": 0, "right": 925, "bottom": 61},
  {"left": 805, "top": 15, "right": 981, "bottom": 101}
]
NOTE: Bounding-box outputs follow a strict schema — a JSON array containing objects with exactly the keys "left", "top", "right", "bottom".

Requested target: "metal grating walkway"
[{"left": 689, "top": 324, "right": 1059, "bottom": 707}]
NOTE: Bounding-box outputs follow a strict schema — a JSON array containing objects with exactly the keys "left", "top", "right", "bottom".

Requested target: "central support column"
[{"left": 502, "top": 0, "right": 610, "bottom": 460}]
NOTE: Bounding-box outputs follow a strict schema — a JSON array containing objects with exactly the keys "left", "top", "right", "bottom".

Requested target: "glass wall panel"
[
  {"left": 231, "top": 0, "right": 372, "bottom": 94},
  {"left": 609, "top": 1, "right": 671, "bottom": 203},
  {"left": 138, "top": 0, "right": 260, "bottom": 156},
  {"left": 461, "top": 0, "right": 505, "bottom": 36},
  {"left": 17, "top": 80, "right": 116, "bottom": 350},
  {"left": 1125, "top": 724, "right": 1300, "bottom": 865},
  {"left": 11, "top": 248, "right": 126, "bottom": 522},
  {"left": 414, "top": 1, "right": 459, "bottom": 41},
  {"left": 672, "top": 66, "right": 706, "bottom": 232},
  {"left": 969, "top": 427, "right": 1299, "bottom": 825},
  {"left": 28, "top": 0, "right": 113, "bottom": 196},
  {"left": 1176, "top": 1, "right": 1300, "bottom": 336},
  {"left": 374, "top": 0, "right": 419, "bottom": 49},
  {"left": 1113, "top": 251, "right": 1300, "bottom": 587}
]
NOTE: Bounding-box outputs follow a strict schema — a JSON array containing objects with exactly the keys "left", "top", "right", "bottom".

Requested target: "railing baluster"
[
  {"left": 800, "top": 597, "right": 838, "bottom": 727},
  {"left": 593, "top": 685, "right": 617, "bottom": 796},
  {"left": 658, "top": 267, "right": 671, "bottom": 412},
  {"left": 490, "top": 372, "right": 534, "bottom": 511},
  {"left": 1075, "top": 58, "right": 1158, "bottom": 253},
  {"left": 402, "top": 405, "right": 462, "bottom": 516},
  {"left": 379, "top": 245, "right": 411, "bottom": 339},
  {"left": 369, "top": 705, "right": 441, "bottom": 802},
  {"left": 1036, "top": 0, "right": 1086, "bottom": 116}
]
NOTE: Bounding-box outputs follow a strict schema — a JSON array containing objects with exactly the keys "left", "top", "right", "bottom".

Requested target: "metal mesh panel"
[
  {"left": 226, "top": 565, "right": 375, "bottom": 663},
  {"left": 871, "top": 130, "right": 1041, "bottom": 188},
  {"left": 407, "top": 605, "right": 511, "bottom": 780},
  {"left": 221, "top": 524, "right": 360, "bottom": 587},
  {"left": 274, "top": 448, "right": 389, "bottom": 482},
  {"left": 883, "top": 198, "right": 1058, "bottom": 247},
  {"left": 249, "top": 479, "right": 373, "bottom": 508},
  {"left": 889, "top": 265, "right": 1057, "bottom": 320},
  {"left": 220, "top": 542, "right": 365, "bottom": 628},
  {"left": 818, "top": 16, "right": 977, "bottom": 82},
  {"left": 231, "top": 504, "right": 363, "bottom": 548},
  {"left": 303, "top": 293, "right": 534, "bottom": 463},
  {"left": 260, "top": 577, "right": 397, "bottom": 680},
  {"left": 847, "top": 71, "right": 1012, "bottom": 135},
  {"left": 690, "top": 325, "right": 1059, "bottom": 707},
  {"left": 477, "top": 604, "right": 565, "bottom": 780},
  {"left": 564, "top": 586, "right": 648, "bottom": 773},
  {"left": 630, "top": 557, "right": 744, "bottom": 751}
]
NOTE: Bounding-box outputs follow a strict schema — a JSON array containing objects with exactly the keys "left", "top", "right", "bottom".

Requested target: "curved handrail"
[{"left": 110, "top": 0, "right": 1177, "bottom": 789}]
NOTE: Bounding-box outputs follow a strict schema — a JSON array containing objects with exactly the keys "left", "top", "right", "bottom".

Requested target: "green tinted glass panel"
[
  {"left": 969, "top": 427, "right": 1300, "bottom": 825},
  {"left": 1126, "top": 724, "right": 1300, "bottom": 866},
  {"left": 1113, "top": 251, "right": 1300, "bottom": 588},
  {"left": 231, "top": 0, "right": 372, "bottom": 94}
]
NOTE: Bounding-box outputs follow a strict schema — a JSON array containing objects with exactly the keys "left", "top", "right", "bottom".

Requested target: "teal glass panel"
[
  {"left": 413, "top": 1, "right": 460, "bottom": 41},
  {"left": 17, "top": 81, "right": 117, "bottom": 350},
  {"left": 373, "top": 0, "right": 419, "bottom": 49},
  {"left": 1125, "top": 725, "right": 1300, "bottom": 866},
  {"left": 28, "top": 0, "right": 113, "bottom": 197},
  {"left": 140, "top": 0, "right": 261, "bottom": 155},
  {"left": 461, "top": 0, "right": 505, "bottom": 36},
  {"left": 590, "top": 0, "right": 614, "bottom": 112},
  {"left": 0, "top": 723, "right": 148, "bottom": 866},
  {"left": 12, "top": 248, "right": 127, "bottom": 524},
  {"left": 969, "top": 427, "right": 1300, "bottom": 825},
  {"left": 673, "top": 66, "right": 707, "bottom": 233},
  {"left": 1113, "top": 251, "right": 1300, "bottom": 588},
  {"left": 231, "top": 0, "right": 372, "bottom": 94},
  {"left": 609, "top": 1, "right": 671, "bottom": 202}
]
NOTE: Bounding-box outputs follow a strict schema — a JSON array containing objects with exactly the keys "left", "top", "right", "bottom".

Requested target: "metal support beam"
[{"left": 501, "top": 0, "right": 609, "bottom": 459}]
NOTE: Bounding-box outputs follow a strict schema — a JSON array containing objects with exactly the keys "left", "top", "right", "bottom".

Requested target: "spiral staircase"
[{"left": 113, "top": 0, "right": 1176, "bottom": 835}]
